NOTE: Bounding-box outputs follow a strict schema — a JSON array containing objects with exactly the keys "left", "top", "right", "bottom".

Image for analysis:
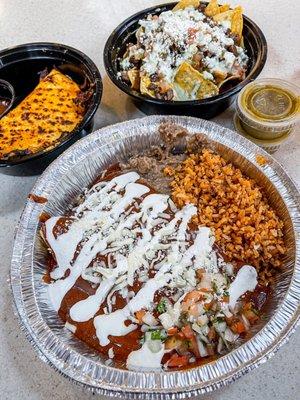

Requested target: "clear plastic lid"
[{"left": 236, "top": 78, "right": 300, "bottom": 134}]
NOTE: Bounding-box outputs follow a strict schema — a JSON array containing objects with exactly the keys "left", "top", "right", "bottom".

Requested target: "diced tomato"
[
  {"left": 181, "top": 325, "right": 200, "bottom": 357},
  {"left": 225, "top": 315, "right": 234, "bottom": 325},
  {"left": 188, "top": 27, "right": 198, "bottom": 37},
  {"left": 177, "top": 331, "right": 186, "bottom": 339},
  {"left": 206, "top": 344, "right": 215, "bottom": 356},
  {"left": 243, "top": 309, "right": 259, "bottom": 324},
  {"left": 187, "top": 27, "right": 198, "bottom": 43},
  {"left": 207, "top": 327, "right": 217, "bottom": 342},
  {"left": 165, "top": 336, "right": 180, "bottom": 350},
  {"left": 181, "top": 325, "right": 194, "bottom": 339},
  {"left": 183, "top": 290, "right": 203, "bottom": 303},
  {"left": 242, "top": 301, "right": 253, "bottom": 311},
  {"left": 167, "top": 327, "right": 179, "bottom": 336},
  {"left": 204, "top": 300, "right": 214, "bottom": 311},
  {"left": 167, "top": 353, "right": 189, "bottom": 368},
  {"left": 196, "top": 268, "right": 205, "bottom": 279},
  {"left": 222, "top": 295, "right": 230, "bottom": 303},
  {"left": 231, "top": 320, "right": 246, "bottom": 334},
  {"left": 135, "top": 310, "right": 146, "bottom": 324}
]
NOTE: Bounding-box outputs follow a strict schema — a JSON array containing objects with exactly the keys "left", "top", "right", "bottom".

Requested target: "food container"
[
  {"left": 0, "top": 78, "right": 15, "bottom": 117},
  {"left": 235, "top": 78, "right": 300, "bottom": 152},
  {"left": 104, "top": 2, "right": 267, "bottom": 119},
  {"left": 0, "top": 42, "right": 102, "bottom": 176},
  {"left": 11, "top": 115, "right": 300, "bottom": 398}
]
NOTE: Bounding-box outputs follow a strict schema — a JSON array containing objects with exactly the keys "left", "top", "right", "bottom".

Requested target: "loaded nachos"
[{"left": 119, "top": 0, "right": 248, "bottom": 101}]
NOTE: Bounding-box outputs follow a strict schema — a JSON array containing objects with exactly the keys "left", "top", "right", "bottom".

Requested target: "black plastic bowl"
[
  {"left": 0, "top": 79, "right": 15, "bottom": 118},
  {"left": 0, "top": 42, "right": 102, "bottom": 175},
  {"left": 104, "top": 2, "right": 267, "bottom": 119}
]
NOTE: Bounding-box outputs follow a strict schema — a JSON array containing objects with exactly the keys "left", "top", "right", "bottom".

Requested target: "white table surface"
[{"left": 0, "top": 1, "right": 299, "bottom": 399}]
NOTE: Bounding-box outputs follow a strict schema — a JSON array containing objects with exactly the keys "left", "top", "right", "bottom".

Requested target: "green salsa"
[{"left": 237, "top": 80, "right": 300, "bottom": 141}]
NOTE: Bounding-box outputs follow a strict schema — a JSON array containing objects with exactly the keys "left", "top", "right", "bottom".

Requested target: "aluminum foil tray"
[{"left": 10, "top": 115, "right": 300, "bottom": 399}]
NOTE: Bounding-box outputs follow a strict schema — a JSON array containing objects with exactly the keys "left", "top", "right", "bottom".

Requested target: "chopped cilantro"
[
  {"left": 212, "top": 280, "right": 221, "bottom": 295},
  {"left": 214, "top": 316, "right": 225, "bottom": 323},
  {"left": 150, "top": 329, "right": 167, "bottom": 341},
  {"left": 156, "top": 299, "right": 167, "bottom": 314},
  {"left": 225, "top": 275, "right": 231, "bottom": 286},
  {"left": 212, "top": 281, "right": 218, "bottom": 292}
]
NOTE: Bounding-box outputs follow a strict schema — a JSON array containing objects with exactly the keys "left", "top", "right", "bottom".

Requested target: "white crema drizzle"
[{"left": 44, "top": 171, "right": 257, "bottom": 369}]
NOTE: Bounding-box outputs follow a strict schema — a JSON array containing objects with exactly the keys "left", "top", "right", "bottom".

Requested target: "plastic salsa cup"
[{"left": 235, "top": 78, "right": 300, "bottom": 152}]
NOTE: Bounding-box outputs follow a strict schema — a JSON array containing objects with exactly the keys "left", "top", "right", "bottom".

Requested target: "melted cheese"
[{"left": 0, "top": 69, "right": 84, "bottom": 160}]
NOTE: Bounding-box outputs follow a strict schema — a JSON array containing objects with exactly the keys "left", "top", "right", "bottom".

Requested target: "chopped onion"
[
  {"left": 158, "top": 312, "right": 174, "bottom": 330},
  {"left": 192, "top": 323, "right": 202, "bottom": 334},
  {"left": 197, "top": 314, "right": 208, "bottom": 326},
  {"left": 217, "top": 337, "right": 224, "bottom": 353},
  {"left": 241, "top": 314, "right": 250, "bottom": 331},
  {"left": 197, "top": 338, "right": 208, "bottom": 357},
  {"left": 224, "top": 328, "right": 239, "bottom": 343},
  {"left": 142, "top": 312, "right": 158, "bottom": 326},
  {"left": 192, "top": 324, "right": 209, "bottom": 343},
  {"left": 222, "top": 307, "right": 233, "bottom": 318},
  {"left": 225, "top": 263, "right": 234, "bottom": 276},
  {"left": 214, "top": 321, "right": 227, "bottom": 334}
]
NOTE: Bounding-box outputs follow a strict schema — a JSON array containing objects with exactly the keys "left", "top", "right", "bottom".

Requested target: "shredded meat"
[{"left": 159, "top": 122, "right": 188, "bottom": 145}]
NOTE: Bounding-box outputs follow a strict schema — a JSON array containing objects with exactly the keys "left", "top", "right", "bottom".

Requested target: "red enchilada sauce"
[
  {"left": 44, "top": 166, "right": 165, "bottom": 367},
  {"left": 43, "top": 166, "right": 268, "bottom": 370}
]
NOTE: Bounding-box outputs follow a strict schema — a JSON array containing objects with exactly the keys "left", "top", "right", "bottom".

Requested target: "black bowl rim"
[
  {"left": 0, "top": 42, "right": 103, "bottom": 167},
  {"left": 104, "top": 1, "right": 268, "bottom": 106},
  {"left": 0, "top": 78, "right": 16, "bottom": 117}
]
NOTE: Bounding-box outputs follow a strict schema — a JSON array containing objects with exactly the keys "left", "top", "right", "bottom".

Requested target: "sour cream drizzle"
[
  {"left": 229, "top": 265, "right": 258, "bottom": 309},
  {"left": 94, "top": 264, "right": 171, "bottom": 346},
  {"left": 44, "top": 171, "right": 258, "bottom": 370},
  {"left": 45, "top": 171, "right": 141, "bottom": 280},
  {"left": 126, "top": 337, "right": 164, "bottom": 371}
]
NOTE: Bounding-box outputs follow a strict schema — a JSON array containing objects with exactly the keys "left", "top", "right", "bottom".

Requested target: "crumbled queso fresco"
[{"left": 119, "top": 5, "right": 248, "bottom": 100}]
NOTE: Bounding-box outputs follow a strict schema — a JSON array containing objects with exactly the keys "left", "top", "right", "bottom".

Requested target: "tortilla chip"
[
  {"left": 205, "top": 0, "right": 219, "bottom": 17},
  {"left": 197, "top": 78, "right": 219, "bottom": 99},
  {"left": 128, "top": 69, "right": 140, "bottom": 91},
  {"left": 136, "top": 26, "right": 144, "bottom": 41},
  {"left": 173, "top": 0, "right": 199, "bottom": 12},
  {"left": 140, "top": 75, "right": 155, "bottom": 98},
  {"left": 213, "top": 9, "right": 234, "bottom": 24},
  {"left": 213, "top": 69, "right": 228, "bottom": 84},
  {"left": 174, "top": 62, "right": 218, "bottom": 99},
  {"left": 240, "top": 36, "right": 245, "bottom": 48},
  {"left": 231, "top": 6, "right": 243, "bottom": 39},
  {"left": 213, "top": 6, "right": 243, "bottom": 41},
  {"left": 218, "top": 75, "right": 239, "bottom": 88},
  {"left": 218, "top": 4, "right": 230, "bottom": 13}
]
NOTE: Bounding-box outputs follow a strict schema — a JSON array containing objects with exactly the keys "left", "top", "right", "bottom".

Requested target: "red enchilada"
[{"left": 41, "top": 125, "right": 285, "bottom": 371}]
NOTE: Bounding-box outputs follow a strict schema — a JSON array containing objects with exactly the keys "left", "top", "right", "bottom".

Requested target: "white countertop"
[{"left": 0, "top": 1, "right": 299, "bottom": 399}]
